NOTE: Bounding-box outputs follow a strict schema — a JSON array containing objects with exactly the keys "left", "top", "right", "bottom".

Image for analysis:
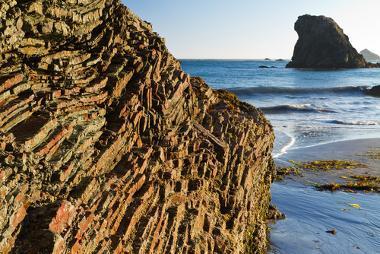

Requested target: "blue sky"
[{"left": 124, "top": 0, "right": 380, "bottom": 59}]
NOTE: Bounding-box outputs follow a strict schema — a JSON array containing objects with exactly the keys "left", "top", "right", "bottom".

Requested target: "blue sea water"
[
  {"left": 181, "top": 60, "right": 380, "bottom": 157},
  {"left": 181, "top": 60, "right": 380, "bottom": 254}
]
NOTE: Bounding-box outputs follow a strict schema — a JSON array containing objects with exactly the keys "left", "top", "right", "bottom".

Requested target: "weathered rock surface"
[
  {"left": 287, "top": 15, "right": 370, "bottom": 68},
  {"left": 360, "top": 49, "right": 380, "bottom": 63},
  {"left": 0, "top": 1, "right": 274, "bottom": 253}
]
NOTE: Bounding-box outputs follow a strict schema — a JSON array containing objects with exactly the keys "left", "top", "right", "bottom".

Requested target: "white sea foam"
[
  {"left": 260, "top": 104, "right": 336, "bottom": 114},
  {"left": 273, "top": 132, "right": 296, "bottom": 158},
  {"left": 327, "top": 119, "right": 379, "bottom": 126},
  {"left": 229, "top": 85, "right": 369, "bottom": 96}
]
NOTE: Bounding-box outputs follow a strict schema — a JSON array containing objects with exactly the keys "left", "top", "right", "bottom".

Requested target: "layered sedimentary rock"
[
  {"left": 0, "top": 1, "right": 274, "bottom": 253},
  {"left": 287, "top": 15, "right": 370, "bottom": 68}
]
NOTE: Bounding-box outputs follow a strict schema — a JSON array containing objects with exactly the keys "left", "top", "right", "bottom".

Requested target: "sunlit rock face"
[
  {"left": 287, "top": 15, "right": 368, "bottom": 69},
  {"left": 0, "top": 1, "right": 274, "bottom": 253}
]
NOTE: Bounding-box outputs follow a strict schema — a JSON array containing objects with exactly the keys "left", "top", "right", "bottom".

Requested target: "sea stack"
[
  {"left": 0, "top": 1, "right": 275, "bottom": 253},
  {"left": 287, "top": 15, "right": 368, "bottom": 68},
  {"left": 360, "top": 49, "right": 380, "bottom": 63}
]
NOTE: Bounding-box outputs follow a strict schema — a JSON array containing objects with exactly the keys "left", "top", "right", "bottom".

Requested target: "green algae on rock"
[
  {"left": 276, "top": 159, "right": 379, "bottom": 193},
  {"left": 289, "top": 160, "right": 366, "bottom": 171},
  {"left": 317, "top": 175, "right": 380, "bottom": 193},
  {"left": 275, "top": 166, "right": 302, "bottom": 181},
  {"left": 275, "top": 160, "right": 366, "bottom": 181}
]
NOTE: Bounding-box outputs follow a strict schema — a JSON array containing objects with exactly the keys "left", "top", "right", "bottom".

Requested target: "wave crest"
[
  {"left": 260, "top": 104, "right": 336, "bottom": 114},
  {"left": 327, "top": 120, "right": 379, "bottom": 126},
  {"left": 229, "top": 86, "right": 370, "bottom": 96}
]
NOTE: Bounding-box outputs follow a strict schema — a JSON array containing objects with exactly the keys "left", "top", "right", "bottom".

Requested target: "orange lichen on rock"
[{"left": 49, "top": 201, "right": 77, "bottom": 234}]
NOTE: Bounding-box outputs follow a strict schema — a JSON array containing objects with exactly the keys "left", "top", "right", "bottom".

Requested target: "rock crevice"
[{"left": 0, "top": 1, "right": 274, "bottom": 253}]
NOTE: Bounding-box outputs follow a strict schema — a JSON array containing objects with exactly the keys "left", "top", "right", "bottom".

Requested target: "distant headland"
[{"left": 360, "top": 49, "right": 380, "bottom": 63}]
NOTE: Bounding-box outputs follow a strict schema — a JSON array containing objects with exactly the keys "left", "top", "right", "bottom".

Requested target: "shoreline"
[
  {"left": 273, "top": 131, "right": 296, "bottom": 159},
  {"left": 276, "top": 137, "right": 380, "bottom": 161},
  {"left": 279, "top": 137, "right": 380, "bottom": 161},
  {"left": 270, "top": 138, "right": 380, "bottom": 254},
  {"left": 274, "top": 137, "right": 380, "bottom": 184}
]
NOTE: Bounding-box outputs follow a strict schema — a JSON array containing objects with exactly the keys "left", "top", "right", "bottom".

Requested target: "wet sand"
[
  {"left": 275, "top": 138, "right": 380, "bottom": 184},
  {"left": 270, "top": 138, "right": 380, "bottom": 254},
  {"left": 270, "top": 181, "right": 380, "bottom": 254}
]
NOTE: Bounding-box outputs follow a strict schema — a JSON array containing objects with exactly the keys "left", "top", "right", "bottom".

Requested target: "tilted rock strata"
[
  {"left": 287, "top": 15, "right": 371, "bottom": 68},
  {"left": 0, "top": 1, "right": 274, "bottom": 253}
]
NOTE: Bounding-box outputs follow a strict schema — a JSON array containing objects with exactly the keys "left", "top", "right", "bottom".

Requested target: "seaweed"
[
  {"left": 316, "top": 175, "right": 380, "bottom": 193},
  {"left": 275, "top": 160, "right": 366, "bottom": 181},
  {"left": 291, "top": 160, "right": 367, "bottom": 171},
  {"left": 275, "top": 166, "right": 302, "bottom": 181}
]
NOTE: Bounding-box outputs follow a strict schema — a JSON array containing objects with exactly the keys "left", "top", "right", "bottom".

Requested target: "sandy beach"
[
  {"left": 270, "top": 138, "right": 380, "bottom": 254},
  {"left": 275, "top": 138, "right": 380, "bottom": 184}
]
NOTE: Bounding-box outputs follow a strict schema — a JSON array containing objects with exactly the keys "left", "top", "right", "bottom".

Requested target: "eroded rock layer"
[{"left": 0, "top": 1, "right": 274, "bottom": 253}]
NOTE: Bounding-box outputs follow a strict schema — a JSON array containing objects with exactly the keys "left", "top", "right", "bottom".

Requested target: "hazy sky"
[{"left": 125, "top": 0, "right": 380, "bottom": 59}]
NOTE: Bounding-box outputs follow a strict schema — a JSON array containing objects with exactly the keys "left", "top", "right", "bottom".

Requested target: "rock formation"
[
  {"left": 360, "top": 49, "right": 380, "bottom": 63},
  {"left": 366, "top": 86, "right": 380, "bottom": 97},
  {"left": 0, "top": 1, "right": 274, "bottom": 253},
  {"left": 286, "top": 15, "right": 369, "bottom": 68}
]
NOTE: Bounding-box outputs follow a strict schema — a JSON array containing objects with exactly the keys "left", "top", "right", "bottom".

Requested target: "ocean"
[{"left": 181, "top": 60, "right": 380, "bottom": 158}]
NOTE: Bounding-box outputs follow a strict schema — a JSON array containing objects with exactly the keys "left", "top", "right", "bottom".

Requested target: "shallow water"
[
  {"left": 181, "top": 60, "right": 380, "bottom": 156},
  {"left": 270, "top": 182, "right": 380, "bottom": 254}
]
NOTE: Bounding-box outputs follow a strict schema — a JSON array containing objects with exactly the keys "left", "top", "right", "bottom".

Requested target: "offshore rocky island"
[
  {"left": 0, "top": 0, "right": 275, "bottom": 253},
  {"left": 286, "top": 15, "right": 380, "bottom": 96},
  {"left": 287, "top": 15, "right": 380, "bottom": 69}
]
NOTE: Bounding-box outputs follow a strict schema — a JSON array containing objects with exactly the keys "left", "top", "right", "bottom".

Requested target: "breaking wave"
[
  {"left": 260, "top": 104, "right": 337, "bottom": 114},
  {"left": 327, "top": 120, "right": 379, "bottom": 126},
  {"left": 228, "top": 86, "right": 370, "bottom": 96}
]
